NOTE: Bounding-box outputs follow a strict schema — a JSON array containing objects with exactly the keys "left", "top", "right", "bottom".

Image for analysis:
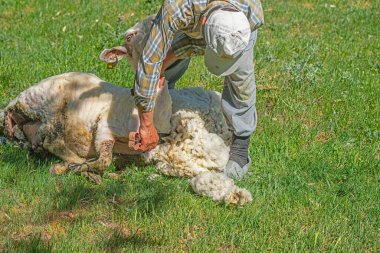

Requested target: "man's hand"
[
  {"left": 133, "top": 109, "right": 159, "bottom": 152},
  {"left": 129, "top": 47, "right": 171, "bottom": 152}
]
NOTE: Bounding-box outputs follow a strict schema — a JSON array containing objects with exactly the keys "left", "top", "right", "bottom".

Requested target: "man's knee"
[
  {"left": 222, "top": 71, "right": 257, "bottom": 137},
  {"left": 223, "top": 70, "right": 256, "bottom": 108}
]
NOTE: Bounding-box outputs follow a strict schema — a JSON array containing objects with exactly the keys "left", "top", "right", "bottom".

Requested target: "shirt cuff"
[
  {"left": 134, "top": 95, "right": 155, "bottom": 112},
  {"left": 133, "top": 74, "right": 158, "bottom": 112}
]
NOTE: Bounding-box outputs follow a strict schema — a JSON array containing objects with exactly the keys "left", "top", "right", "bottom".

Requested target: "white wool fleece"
[
  {"left": 145, "top": 110, "right": 230, "bottom": 177},
  {"left": 144, "top": 87, "right": 232, "bottom": 178}
]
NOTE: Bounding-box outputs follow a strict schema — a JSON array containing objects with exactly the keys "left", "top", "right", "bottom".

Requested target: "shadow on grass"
[
  {"left": 51, "top": 171, "right": 178, "bottom": 216},
  {"left": 102, "top": 229, "right": 160, "bottom": 252},
  {"left": 0, "top": 144, "right": 55, "bottom": 173},
  {"left": 4, "top": 237, "right": 53, "bottom": 253},
  {"left": 52, "top": 183, "right": 99, "bottom": 211}
]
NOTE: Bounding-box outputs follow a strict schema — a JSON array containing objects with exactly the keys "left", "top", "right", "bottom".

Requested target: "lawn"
[{"left": 0, "top": 0, "right": 379, "bottom": 252}]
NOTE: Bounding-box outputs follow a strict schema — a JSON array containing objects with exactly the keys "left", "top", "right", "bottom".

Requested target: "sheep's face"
[
  {"left": 99, "top": 15, "right": 155, "bottom": 72},
  {"left": 123, "top": 14, "right": 155, "bottom": 46}
]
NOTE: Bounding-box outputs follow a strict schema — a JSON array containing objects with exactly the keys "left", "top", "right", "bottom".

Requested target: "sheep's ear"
[{"left": 99, "top": 46, "right": 130, "bottom": 63}]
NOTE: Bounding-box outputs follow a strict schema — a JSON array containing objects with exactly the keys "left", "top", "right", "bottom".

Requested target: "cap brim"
[{"left": 204, "top": 46, "right": 244, "bottom": 77}]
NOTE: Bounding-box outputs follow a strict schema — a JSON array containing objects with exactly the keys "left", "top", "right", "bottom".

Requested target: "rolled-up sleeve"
[{"left": 134, "top": 1, "right": 186, "bottom": 111}]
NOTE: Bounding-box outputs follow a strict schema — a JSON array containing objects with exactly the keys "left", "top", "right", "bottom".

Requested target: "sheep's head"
[{"left": 99, "top": 15, "right": 155, "bottom": 72}]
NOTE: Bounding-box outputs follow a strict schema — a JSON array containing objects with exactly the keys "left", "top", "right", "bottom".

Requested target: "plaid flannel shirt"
[{"left": 134, "top": 0, "right": 264, "bottom": 111}]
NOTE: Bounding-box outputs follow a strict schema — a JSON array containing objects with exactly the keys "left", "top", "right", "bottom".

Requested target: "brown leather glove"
[{"left": 132, "top": 109, "right": 159, "bottom": 152}]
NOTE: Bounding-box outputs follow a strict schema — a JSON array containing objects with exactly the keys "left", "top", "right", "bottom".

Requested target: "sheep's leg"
[
  {"left": 66, "top": 139, "right": 114, "bottom": 184},
  {"left": 70, "top": 139, "right": 115, "bottom": 175},
  {"left": 46, "top": 137, "right": 87, "bottom": 176},
  {"left": 47, "top": 138, "right": 114, "bottom": 184},
  {"left": 22, "top": 121, "right": 42, "bottom": 149},
  {"left": 47, "top": 142, "right": 87, "bottom": 176},
  {"left": 40, "top": 123, "right": 86, "bottom": 175},
  {"left": 5, "top": 112, "right": 16, "bottom": 138},
  {"left": 68, "top": 122, "right": 115, "bottom": 183},
  {"left": 43, "top": 137, "right": 86, "bottom": 164}
]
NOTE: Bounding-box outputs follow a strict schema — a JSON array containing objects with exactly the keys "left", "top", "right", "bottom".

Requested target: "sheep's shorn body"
[{"left": 2, "top": 72, "right": 172, "bottom": 183}]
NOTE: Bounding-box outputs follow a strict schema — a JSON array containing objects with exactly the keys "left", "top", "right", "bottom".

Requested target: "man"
[{"left": 135, "top": 0, "right": 264, "bottom": 179}]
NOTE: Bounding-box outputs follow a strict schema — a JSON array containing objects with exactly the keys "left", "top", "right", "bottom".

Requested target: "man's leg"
[
  {"left": 222, "top": 30, "right": 258, "bottom": 179},
  {"left": 164, "top": 30, "right": 191, "bottom": 89},
  {"left": 164, "top": 58, "right": 190, "bottom": 89}
]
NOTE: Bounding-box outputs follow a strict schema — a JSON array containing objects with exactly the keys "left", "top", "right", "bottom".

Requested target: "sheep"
[
  {"left": 1, "top": 72, "right": 229, "bottom": 176},
  {"left": 2, "top": 72, "right": 172, "bottom": 183},
  {"left": 1, "top": 73, "right": 252, "bottom": 205}
]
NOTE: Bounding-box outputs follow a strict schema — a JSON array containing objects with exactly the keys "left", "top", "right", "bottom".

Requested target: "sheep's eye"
[{"left": 126, "top": 32, "right": 136, "bottom": 42}]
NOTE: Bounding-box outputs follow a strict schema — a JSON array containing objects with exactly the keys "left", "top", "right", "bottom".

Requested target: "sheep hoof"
[
  {"left": 0, "top": 136, "right": 6, "bottom": 145},
  {"left": 106, "top": 172, "right": 121, "bottom": 180},
  {"left": 68, "top": 158, "right": 97, "bottom": 173},
  {"left": 82, "top": 172, "right": 102, "bottom": 184},
  {"left": 147, "top": 173, "right": 160, "bottom": 181},
  {"left": 50, "top": 163, "right": 69, "bottom": 175}
]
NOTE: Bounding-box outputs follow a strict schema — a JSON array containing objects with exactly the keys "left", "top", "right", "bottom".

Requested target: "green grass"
[{"left": 0, "top": 0, "right": 379, "bottom": 252}]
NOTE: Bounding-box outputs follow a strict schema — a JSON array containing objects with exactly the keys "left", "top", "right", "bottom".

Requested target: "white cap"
[{"left": 204, "top": 9, "right": 251, "bottom": 76}]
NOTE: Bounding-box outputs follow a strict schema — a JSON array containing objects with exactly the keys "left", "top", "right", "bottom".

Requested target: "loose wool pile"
[
  {"left": 143, "top": 87, "right": 253, "bottom": 206},
  {"left": 146, "top": 109, "right": 253, "bottom": 206}
]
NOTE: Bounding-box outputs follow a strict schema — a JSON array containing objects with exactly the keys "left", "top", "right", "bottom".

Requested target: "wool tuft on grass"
[{"left": 190, "top": 171, "right": 252, "bottom": 206}]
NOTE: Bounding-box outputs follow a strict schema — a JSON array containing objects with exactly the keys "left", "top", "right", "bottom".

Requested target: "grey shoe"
[{"left": 224, "top": 156, "right": 252, "bottom": 180}]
